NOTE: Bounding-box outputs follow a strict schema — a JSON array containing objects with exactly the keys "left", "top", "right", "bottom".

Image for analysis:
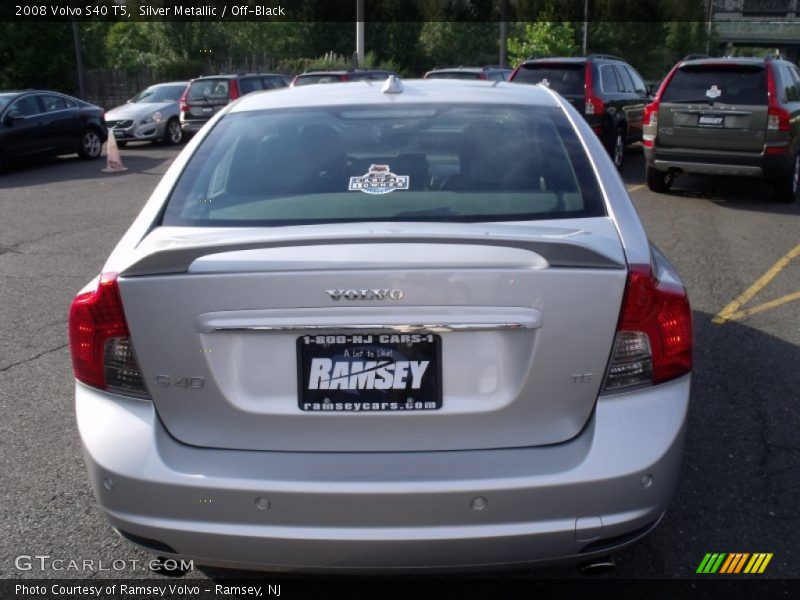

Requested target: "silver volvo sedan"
[{"left": 69, "top": 77, "right": 692, "bottom": 571}]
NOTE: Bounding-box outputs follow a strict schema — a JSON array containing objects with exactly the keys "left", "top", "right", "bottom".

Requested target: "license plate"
[
  {"left": 202, "top": 107, "right": 213, "bottom": 113},
  {"left": 698, "top": 114, "right": 724, "bottom": 128},
  {"left": 297, "top": 333, "right": 441, "bottom": 412}
]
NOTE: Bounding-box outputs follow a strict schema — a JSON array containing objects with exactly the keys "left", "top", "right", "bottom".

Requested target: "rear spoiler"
[{"left": 119, "top": 229, "right": 626, "bottom": 277}]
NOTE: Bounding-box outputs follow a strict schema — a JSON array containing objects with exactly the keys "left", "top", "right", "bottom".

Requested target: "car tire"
[
  {"left": 162, "top": 118, "right": 183, "bottom": 146},
  {"left": 610, "top": 128, "right": 625, "bottom": 170},
  {"left": 78, "top": 128, "right": 103, "bottom": 160},
  {"left": 773, "top": 153, "right": 800, "bottom": 203},
  {"left": 646, "top": 165, "right": 673, "bottom": 193}
]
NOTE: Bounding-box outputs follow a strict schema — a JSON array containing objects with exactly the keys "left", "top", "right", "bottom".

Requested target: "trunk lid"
[
  {"left": 116, "top": 220, "right": 627, "bottom": 452},
  {"left": 657, "top": 63, "right": 768, "bottom": 152}
]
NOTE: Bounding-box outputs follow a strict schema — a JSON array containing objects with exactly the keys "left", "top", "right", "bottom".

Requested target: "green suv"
[{"left": 643, "top": 55, "right": 800, "bottom": 202}]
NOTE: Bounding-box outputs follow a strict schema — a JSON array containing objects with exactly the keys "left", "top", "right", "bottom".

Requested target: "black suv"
[
  {"left": 510, "top": 55, "right": 650, "bottom": 168},
  {"left": 643, "top": 54, "right": 800, "bottom": 202},
  {"left": 292, "top": 69, "right": 397, "bottom": 86},
  {"left": 180, "top": 73, "right": 289, "bottom": 136},
  {"left": 423, "top": 66, "right": 512, "bottom": 81}
]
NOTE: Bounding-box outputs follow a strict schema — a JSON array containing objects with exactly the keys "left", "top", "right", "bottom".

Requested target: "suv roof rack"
[
  {"left": 765, "top": 50, "right": 791, "bottom": 61},
  {"left": 681, "top": 54, "right": 710, "bottom": 61},
  {"left": 587, "top": 54, "right": 625, "bottom": 62}
]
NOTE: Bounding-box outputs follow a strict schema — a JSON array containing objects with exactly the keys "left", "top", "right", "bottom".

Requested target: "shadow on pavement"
[{"left": 0, "top": 148, "right": 174, "bottom": 189}]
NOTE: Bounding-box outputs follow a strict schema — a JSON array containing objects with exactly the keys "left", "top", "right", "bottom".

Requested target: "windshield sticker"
[
  {"left": 348, "top": 164, "right": 410, "bottom": 195},
  {"left": 706, "top": 85, "right": 722, "bottom": 99},
  {"left": 539, "top": 78, "right": 550, "bottom": 87}
]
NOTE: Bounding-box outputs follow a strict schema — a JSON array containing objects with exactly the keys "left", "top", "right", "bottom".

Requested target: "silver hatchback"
[{"left": 70, "top": 78, "right": 692, "bottom": 571}]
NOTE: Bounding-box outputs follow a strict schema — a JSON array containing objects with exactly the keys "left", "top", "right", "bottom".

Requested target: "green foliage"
[
  {"left": 105, "top": 22, "right": 165, "bottom": 72},
  {"left": 419, "top": 22, "right": 499, "bottom": 69},
  {"left": 0, "top": 23, "right": 74, "bottom": 92},
  {"left": 0, "top": 4, "right": 719, "bottom": 94},
  {"left": 284, "top": 51, "right": 400, "bottom": 75},
  {"left": 507, "top": 21, "right": 579, "bottom": 65}
]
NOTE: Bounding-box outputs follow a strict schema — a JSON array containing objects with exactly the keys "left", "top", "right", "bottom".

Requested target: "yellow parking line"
[
  {"left": 627, "top": 184, "right": 645, "bottom": 193},
  {"left": 713, "top": 243, "right": 800, "bottom": 324},
  {"left": 723, "top": 290, "right": 800, "bottom": 322}
]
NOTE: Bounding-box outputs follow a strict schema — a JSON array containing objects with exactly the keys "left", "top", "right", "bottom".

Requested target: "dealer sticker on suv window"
[
  {"left": 349, "top": 164, "right": 410, "bottom": 194},
  {"left": 705, "top": 85, "right": 722, "bottom": 99}
]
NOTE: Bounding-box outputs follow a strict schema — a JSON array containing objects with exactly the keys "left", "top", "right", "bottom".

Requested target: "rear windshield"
[
  {"left": 188, "top": 79, "right": 230, "bottom": 100},
  {"left": 294, "top": 74, "right": 344, "bottom": 86},
  {"left": 661, "top": 65, "right": 767, "bottom": 104},
  {"left": 162, "top": 103, "right": 605, "bottom": 227},
  {"left": 513, "top": 63, "right": 585, "bottom": 96}
]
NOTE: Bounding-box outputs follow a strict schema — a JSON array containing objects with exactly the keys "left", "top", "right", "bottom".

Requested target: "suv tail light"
[
  {"left": 179, "top": 86, "right": 188, "bottom": 112},
  {"left": 642, "top": 103, "right": 658, "bottom": 147},
  {"left": 642, "top": 62, "right": 681, "bottom": 147},
  {"left": 68, "top": 273, "right": 150, "bottom": 399},
  {"left": 767, "top": 65, "right": 790, "bottom": 131},
  {"left": 602, "top": 264, "right": 692, "bottom": 392},
  {"left": 643, "top": 102, "right": 658, "bottom": 127},
  {"left": 584, "top": 64, "right": 604, "bottom": 116},
  {"left": 228, "top": 79, "right": 240, "bottom": 101}
]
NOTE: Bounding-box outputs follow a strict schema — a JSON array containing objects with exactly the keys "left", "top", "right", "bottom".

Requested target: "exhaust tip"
[{"left": 579, "top": 555, "right": 617, "bottom": 575}]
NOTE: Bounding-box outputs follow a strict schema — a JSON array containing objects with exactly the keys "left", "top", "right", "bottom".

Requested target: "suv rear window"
[
  {"left": 163, "top": 104, "right": 604, "bottom": 227},
  {"left": 513, "top": 63, "right": 585, "bottom": 96},
  {"left": 661, "top": 65, "right": 767, "bottom": 105},
  {"left": 188, "top": 79, "right": 230, "bottom": 100}
]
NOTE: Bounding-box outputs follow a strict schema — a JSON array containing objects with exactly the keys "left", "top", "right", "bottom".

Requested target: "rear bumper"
[
  {"left": 76, "top": 376, "right": 689, "bottom": 572},
  {"left": 645, "top": 146, "right": 793, "bottom": 179},
  {"left": 179, "top": 118, "right": 210, "bottom": 135}
]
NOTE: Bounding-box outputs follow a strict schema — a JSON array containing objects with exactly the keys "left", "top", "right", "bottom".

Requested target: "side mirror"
[{"left": 4, "top": 110, "right": 24, "bottom": 125}]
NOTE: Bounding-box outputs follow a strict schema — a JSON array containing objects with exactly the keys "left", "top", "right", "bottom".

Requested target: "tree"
[
  {"left": 0, "top": 23, "right": 74, "bottom": 92},
  {"left": 419, "top": 22, "right": 499, "bottom": 68},
  {"left": 507, "top": 22, "right": 579, "bottom": 65}
]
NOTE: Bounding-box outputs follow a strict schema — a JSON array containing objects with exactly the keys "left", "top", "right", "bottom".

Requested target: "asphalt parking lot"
[{"left": 0, "top": 142, "right": 798, "bottom": 580}]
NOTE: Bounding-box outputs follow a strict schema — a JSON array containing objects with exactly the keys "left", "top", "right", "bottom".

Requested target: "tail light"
[
  {"left": 68, "top": 273, "right": 150, "bottom": 399},
  {"left": 584, "top": 64, "right": 604, "bottom": 116},
  {"left": 341, "top": 74, "right": 350, "bottom": 82},
  {"left": 479, "top": 72, "right": 488, "bottom": 80},
  {"left": 228, "top": 79, "right": 240, "bottom": 101},
  {"left": 602, "top": 263, "right": 692, "bottom": 392},
  {"left": 767, "top": 66, "right": 790, "bottom": 131},
  {"left": 179, "top": 86, "right": 189, "bottom": 112},
  {"left": 643, "top": 102, "right": 658, "bottom": 127},
  {"left": 642, "top": 102, "right": 658, "bottom": 148},
  {"left": 642, "top": 62, "right": 681, "bottom": 148}
]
